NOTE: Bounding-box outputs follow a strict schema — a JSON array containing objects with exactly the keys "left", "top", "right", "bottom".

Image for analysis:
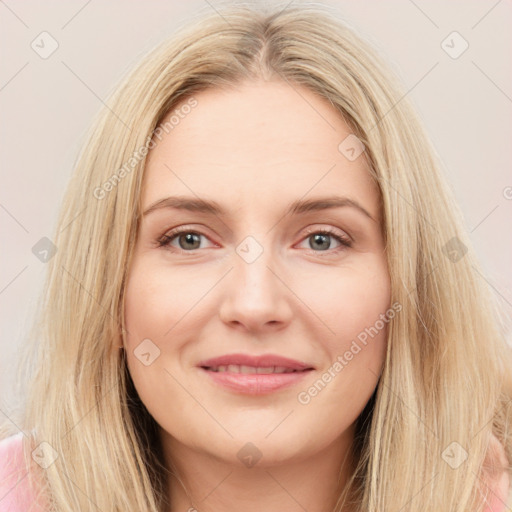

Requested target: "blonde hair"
[{"left": 3, "top": 2, "right": 511, "bottom": 510}]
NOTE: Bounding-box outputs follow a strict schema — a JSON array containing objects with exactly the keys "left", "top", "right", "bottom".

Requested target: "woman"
[{"left": 1, "top": 3, "right": 510, "bottom": 511}]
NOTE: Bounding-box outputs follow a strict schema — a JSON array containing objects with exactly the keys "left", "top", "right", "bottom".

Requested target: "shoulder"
[
  {"left": 481, "top": 434, "right": 511, "bottom": 512},
  {"left": 0, "top": 432, "right": 46, "bottom": 511}
]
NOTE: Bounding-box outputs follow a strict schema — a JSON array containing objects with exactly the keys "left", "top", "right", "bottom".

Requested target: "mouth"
[
  {"left": 197, "top": 354, "right": 315, "bottom": 394},
  {"left": 201, "top": 364, "right": 311, "bottom": 374}
]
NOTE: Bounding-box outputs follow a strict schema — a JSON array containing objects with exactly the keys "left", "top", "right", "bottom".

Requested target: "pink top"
[
  {"left": 0, "top": 433, "right": 47, "bottom": 511},
  {"left": 0, "top": 431, "right": 510, "bottom": 510}
]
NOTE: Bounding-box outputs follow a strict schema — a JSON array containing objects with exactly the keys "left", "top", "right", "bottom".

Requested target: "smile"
[
  {"left": 204, "top": 365, "right": 305, "bottom": 374},
  {"left": 199, "top": 362, "right": 313, "bottom": 394}
]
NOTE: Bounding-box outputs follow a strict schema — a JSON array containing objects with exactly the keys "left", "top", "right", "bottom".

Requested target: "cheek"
[
  {"left": 123, "top": 258, "right": 201, "bottom": 342},
  {"left": 303, "top": 257, "right": 391, "bottom": 344},
  {"left": 122, "top": 261, "right": 172, "bottom": 392},
  {"left": 122, "top": 267, "right": 183, "bottom": 433},
  {"left": 301, "top": 256, "right": 391, "bottom": 402},
  {"left": 122, "top": 257, "right": 211, "bottom": 409},
  {"left": 294, "top": 266, "right": 390, "bottom": 422}
]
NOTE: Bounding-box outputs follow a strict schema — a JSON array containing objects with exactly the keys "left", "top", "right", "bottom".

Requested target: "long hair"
[{"left": 3, "top": 2, "right": 511, "bottom": 510}]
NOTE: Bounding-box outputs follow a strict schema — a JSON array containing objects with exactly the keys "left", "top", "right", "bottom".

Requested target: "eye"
[
  {"left": 297, "top": 227, "right": 352, "bottom": 253},
  {"left": 156, "top": 226, "right": 352, "bottom": 254},
  {"left": 157, "top": 227, "right": 215, "bottom": 252}
]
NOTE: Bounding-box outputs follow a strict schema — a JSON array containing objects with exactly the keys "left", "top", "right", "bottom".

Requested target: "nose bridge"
[
  {"left": 233, "top": 234, "right": 281, "bottom": 300},
  {"left": 218, "top": 233, "right": 292, "bottom": 329}
]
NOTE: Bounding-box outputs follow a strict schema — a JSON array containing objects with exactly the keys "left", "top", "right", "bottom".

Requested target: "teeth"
[
  {"left": 209, "top": 365, "right": 298, "bottom": 374},
  {"left": 256, "top": 367, "right": 274, "bottom": 374}
]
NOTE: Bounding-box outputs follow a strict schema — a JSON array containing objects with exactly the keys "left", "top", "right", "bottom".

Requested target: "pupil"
[
  {"left": 311, "top": 234, "right": 329, "bottom": 251},
  {"left": 180, "top": 233, "right": 200, "bottom": 250}
]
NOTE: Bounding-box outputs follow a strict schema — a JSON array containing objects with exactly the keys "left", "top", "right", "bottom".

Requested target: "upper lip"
[{"left": 197, "top": 353, "right": 315, "bottom": 371}]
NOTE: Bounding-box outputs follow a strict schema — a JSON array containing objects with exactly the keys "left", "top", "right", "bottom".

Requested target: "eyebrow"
[{"left": 142, "top": 195, "right": 376, "bottom": 222}]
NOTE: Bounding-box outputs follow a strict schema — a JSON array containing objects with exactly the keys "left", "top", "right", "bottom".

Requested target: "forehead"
[{"left": 141, "top": 80, "right": 379, "bottom": 220}]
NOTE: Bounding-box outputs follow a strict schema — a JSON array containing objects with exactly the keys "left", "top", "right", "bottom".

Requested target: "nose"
[{"left": 218, "top": 244, "right": 293, "bottom": 333}]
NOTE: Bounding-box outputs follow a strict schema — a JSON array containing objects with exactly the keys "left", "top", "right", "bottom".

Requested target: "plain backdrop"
[{"left": 1, "top": 0, "right": 511, "bottom": 412}]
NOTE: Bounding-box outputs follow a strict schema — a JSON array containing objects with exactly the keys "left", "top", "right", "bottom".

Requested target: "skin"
[{"left": 123, "top": 80, "right": 391, "bottom": 512}]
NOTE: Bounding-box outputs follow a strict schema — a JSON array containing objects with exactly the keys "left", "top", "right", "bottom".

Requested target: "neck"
[{"left": 161, "top": 424, "right": 357, "bottom": 512}]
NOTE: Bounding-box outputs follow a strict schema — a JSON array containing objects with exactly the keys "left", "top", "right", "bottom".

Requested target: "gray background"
[{"left": 1, "top": 0, "right": 511, "bottom": 412}]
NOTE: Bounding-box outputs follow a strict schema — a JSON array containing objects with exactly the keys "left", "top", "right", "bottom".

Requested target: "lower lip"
[{"left": 199, "top": 368, "right": 312, "bottom": 395}]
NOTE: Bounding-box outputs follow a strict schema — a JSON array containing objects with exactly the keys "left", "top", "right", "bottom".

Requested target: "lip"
[
  {"left": 198, "top": 353, "right": 314, "bottom": 371},
  {"left": 197, "top": 353, "right": 315, "bottom": 395}
]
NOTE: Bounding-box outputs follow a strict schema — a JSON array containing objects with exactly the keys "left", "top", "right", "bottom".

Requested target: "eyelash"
[{"left": 156, "top": 226, "right": 352, "bottom": 255}]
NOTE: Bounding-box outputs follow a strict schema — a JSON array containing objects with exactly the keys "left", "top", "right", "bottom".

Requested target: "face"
[{"left": 123, "top": 80, "right": 391, "bottom": 468}]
